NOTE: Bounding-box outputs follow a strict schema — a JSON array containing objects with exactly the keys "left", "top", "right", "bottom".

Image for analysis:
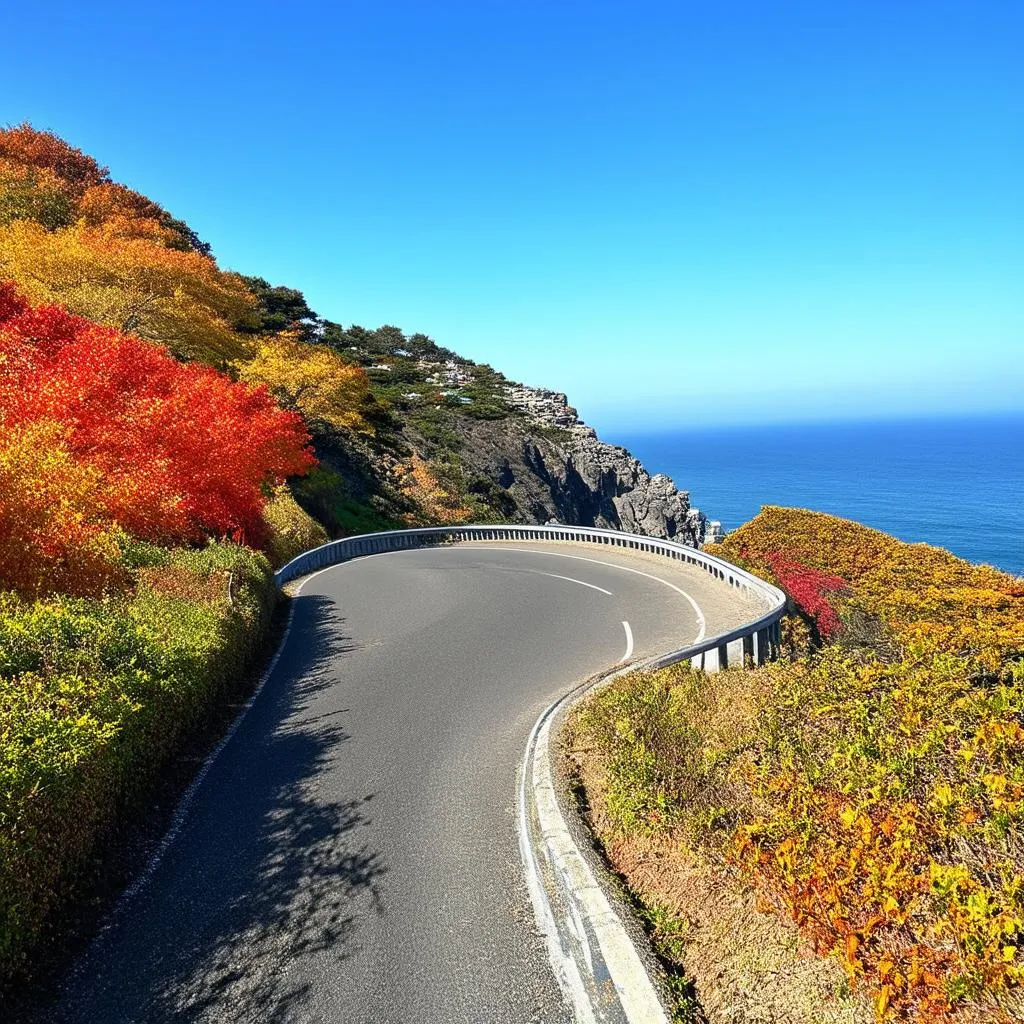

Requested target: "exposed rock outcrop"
[{"left": 446, "top": 384, "right": 717, "bottom": 545}]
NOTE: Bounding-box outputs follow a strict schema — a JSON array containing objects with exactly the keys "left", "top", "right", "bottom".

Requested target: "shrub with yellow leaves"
[
  {"left": 235, "top": 332, "right": 373, "bottom": 435},
  {"left": 580, "top": 509, "right": 1024, "bottom": 1022},
  {"left": 260, "top": 484, "right": 329, "bottom": 569}
]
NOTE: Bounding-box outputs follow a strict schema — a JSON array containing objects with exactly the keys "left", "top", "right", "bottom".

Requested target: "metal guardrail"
[{"left": 276, "top": 524, "right": 786, "bottom": 673}]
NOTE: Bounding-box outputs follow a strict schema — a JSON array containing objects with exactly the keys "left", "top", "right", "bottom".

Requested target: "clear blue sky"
[{"left": 3, "top": 1, "right": 1021, "bottom": 430}]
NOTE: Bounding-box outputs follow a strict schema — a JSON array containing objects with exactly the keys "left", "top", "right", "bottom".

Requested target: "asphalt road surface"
[{"left": 54, "top": 541, "right": 764, "bottom": 1024}]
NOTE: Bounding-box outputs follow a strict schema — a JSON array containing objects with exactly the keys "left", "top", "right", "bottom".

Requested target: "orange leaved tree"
[
  {"left": 0, "top": 123, "right": 107, "bottom": 197},
  {"left": 0, "top": 283, "right": 315, "bottom": 579},
  {"left": 0, "top": 124, "right": 209, "bottom": 253}
]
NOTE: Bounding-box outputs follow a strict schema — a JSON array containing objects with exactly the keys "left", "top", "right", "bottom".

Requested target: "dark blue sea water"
[{"left": 611, "top": 415, "right": 1024, "bottom": 577}]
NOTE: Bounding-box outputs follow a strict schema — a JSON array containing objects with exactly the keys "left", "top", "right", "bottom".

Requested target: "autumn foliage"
[
  {"left": 0, "top": 421, "right": 127, "bottom": 598},
  {"left": 0, "top": 125, "right": 261, "bottom": 365},
  {"left": 0, "top": 125, "right": 397, "bottom": 989},
  {"left": 715, "top": 506, "right": 1024, "bottom": 668},
  {"left": 0, "top": 124, "right": 388, "bottom": 594},
  {"left": 567, "top": 510, "right": 1024, "bottom": 1024},
  {"left": 763, "top": 550, "right": 848, "bottom": 640},
  {"left": 396, "top": 454, "right": 476, "bottom": 526},
  {"left": 0, "top": 214, "right": 256, "bottom": 365},
  {"left": 0, "top": 284, "right": 314, "bottom": 594},
  {"left": 0, "top": 124, "right": 107, "bottom": 195},
  {"left": 703, "top": 511, "right": 1024, "bottom": 1020},
  {"left": 0, "top": 124, "right": 193, "bottom": 243},
  {"left": 236, "top": 332, "right": 372, "bottom": 433}
]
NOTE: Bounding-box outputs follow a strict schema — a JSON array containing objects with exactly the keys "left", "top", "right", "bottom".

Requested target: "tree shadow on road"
[{"left": 57, "top": 594, "right": 386, "bottom": 1024}]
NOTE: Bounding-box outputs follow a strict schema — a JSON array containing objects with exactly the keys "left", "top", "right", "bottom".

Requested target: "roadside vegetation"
[
  {"left": 0, "top": 123, "right": 520, "bottom": 994},
  {"left": 567, "top": 508, "right": 1024, "bottom": 1022},
  {"left": 0, "top": 543, "right": 275, "bottom": 986}
]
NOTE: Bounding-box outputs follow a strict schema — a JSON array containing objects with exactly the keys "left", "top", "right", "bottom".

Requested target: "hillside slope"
[
  {"left": 0, "top": 124, "right": 714, "bottom": 999},
  {"left": 568, "top": 508, "right": 1024, "bottom": 1023},
  {"left": 305, "top": 328, "right": 714, "bottom": 546},
  {"left": 0, "top": 123, "right": 715, "bottom": 559}
]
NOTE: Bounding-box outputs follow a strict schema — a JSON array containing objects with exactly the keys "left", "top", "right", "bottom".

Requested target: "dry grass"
[{"left": 563, "top": 667, "right": 873, "bottom": 1024}]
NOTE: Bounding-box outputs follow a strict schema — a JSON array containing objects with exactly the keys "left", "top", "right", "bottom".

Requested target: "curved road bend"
[{"left": 55, "top": 541, "right": 765, "bottom": 1024}]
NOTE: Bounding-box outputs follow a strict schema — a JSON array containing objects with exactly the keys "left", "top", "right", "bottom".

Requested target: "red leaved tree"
[{"left": 0, "top": 282, "right": 315, "bottom": 560}]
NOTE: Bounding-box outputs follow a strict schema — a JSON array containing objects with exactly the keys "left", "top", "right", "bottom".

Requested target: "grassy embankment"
[
  {"left": 0, "top": 543, "right": 276, "bottom": 989},
  {"left": 0, "top": 125, "right": 338, "bottom": 993},
  {"left": 567, "top": 508, "right": 1023, "bottom": 1023}
]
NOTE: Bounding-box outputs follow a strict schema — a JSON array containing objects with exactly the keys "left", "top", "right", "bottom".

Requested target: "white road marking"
[
  {"left": 519, "top": 679, "right": 670, "bottom": 1023},
  {"left": 471, "top": 545, "right": 708, "bottom": 642},
  {"left": 538, "top": 571, "right": 613, "bottom": 596},
  {"left": 95, "top": 543, "right": 703, "bottom": 1019},
  {"left": 517, "top": 704, "right": 600, "bottom": 1024}
]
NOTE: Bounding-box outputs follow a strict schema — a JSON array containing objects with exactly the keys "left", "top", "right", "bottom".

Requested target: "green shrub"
[
  {"left": 0, "top": 541, "right": 275, "bottom": 983},
  {"left": 291, "top": 465, "right": 402, "bottom": 537}
]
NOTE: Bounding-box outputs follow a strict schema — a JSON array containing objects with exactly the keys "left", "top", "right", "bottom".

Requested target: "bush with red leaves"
[
  {"left": 0, "top": 282, "right": 314, "bottom": 565},
  {"left": 765, "top": 551, "right": 848, "bottom": 639}
]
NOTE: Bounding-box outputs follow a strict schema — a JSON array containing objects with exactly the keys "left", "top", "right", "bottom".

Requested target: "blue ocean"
[{"left": 611, "top": 415, "right": 1024, "bottom": 577}]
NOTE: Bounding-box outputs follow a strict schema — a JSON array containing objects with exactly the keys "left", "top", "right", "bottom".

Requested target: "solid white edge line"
[
  {"left": 533, "top": 705, "right": 668, "bottom": 1023},
  {"left": 92, "top": 564, "right": 335, "bottom": 932},
  {"left": 518, "top": 701, "right": 600, "bottom": 1024},
  {"left": 518, "top": 659, "right": 682, "bottom": 1024},
  {"left": 514, "top": 566, "right": 708, "bottom": 1021},
  {"left": 471, "top": 545, "right": 708, "bottom": 642}
]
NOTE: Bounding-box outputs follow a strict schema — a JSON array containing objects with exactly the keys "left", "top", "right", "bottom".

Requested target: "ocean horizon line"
[
  {"left": 604, "top": 408, "right": 1024, "bottom": 440},
  {"left": 608, "top": 413, "right": 1023, "bottom": 577}
]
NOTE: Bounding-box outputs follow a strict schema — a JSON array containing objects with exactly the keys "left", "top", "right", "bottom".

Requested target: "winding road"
[{"left": 55, "top": 541, "right": 764, "bottom": 1023}]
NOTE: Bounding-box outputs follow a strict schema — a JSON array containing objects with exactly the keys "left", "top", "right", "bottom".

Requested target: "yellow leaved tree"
[
  {"left": 235, "top": 332, "right": 373, "bottom": 433},
  {"left": 0, "top": 219, "right": 256, "bottom": 365},
  {"left": 0, "top": 420, "right": 126, "bottom": 598}
]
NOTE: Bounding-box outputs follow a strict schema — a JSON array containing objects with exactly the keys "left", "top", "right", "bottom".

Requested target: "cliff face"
[
  {"left": 447, "top": 384, "right": 716, "bottom": 544},
  {"left": 300, "top": 333, "right": 720, "bottom": 547}
]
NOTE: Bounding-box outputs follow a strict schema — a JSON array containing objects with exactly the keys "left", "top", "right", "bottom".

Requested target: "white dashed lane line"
[
  {"left": 470, "top": 545, "right": 708, "bottom": 643},
  {"left": 620, "top": 620, "right": 634, "bottom": 662},
  {"left": 536, "top": 571, "right": 613, "bottom": 596}
]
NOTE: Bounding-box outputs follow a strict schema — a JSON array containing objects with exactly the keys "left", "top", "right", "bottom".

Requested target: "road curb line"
[
  {"left": 518, "top": 657, "right": 673, "bottom": 1024},
  {"left": 70, "top": 565, "right": 333, "bottom": 964}
]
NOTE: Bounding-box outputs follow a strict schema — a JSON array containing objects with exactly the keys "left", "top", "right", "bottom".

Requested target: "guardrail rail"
[{"left": 276, "top": 524, "right": 786, "bottom": 673}]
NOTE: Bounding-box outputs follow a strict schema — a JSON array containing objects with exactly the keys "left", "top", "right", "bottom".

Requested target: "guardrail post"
[
  {"left": 754, "top": 627, "right": 767, "bottom": 665},
  {"left": 728, "top": 637, "right": 744, "bottom": 667}
]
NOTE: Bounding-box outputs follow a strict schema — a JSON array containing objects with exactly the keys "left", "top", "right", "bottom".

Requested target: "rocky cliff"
[
  {"left": 295, "top": 329, "right": 721, "bottom": 548},
  {"left": 445, "top": 384, "right": 719, "bottom": 545}
]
